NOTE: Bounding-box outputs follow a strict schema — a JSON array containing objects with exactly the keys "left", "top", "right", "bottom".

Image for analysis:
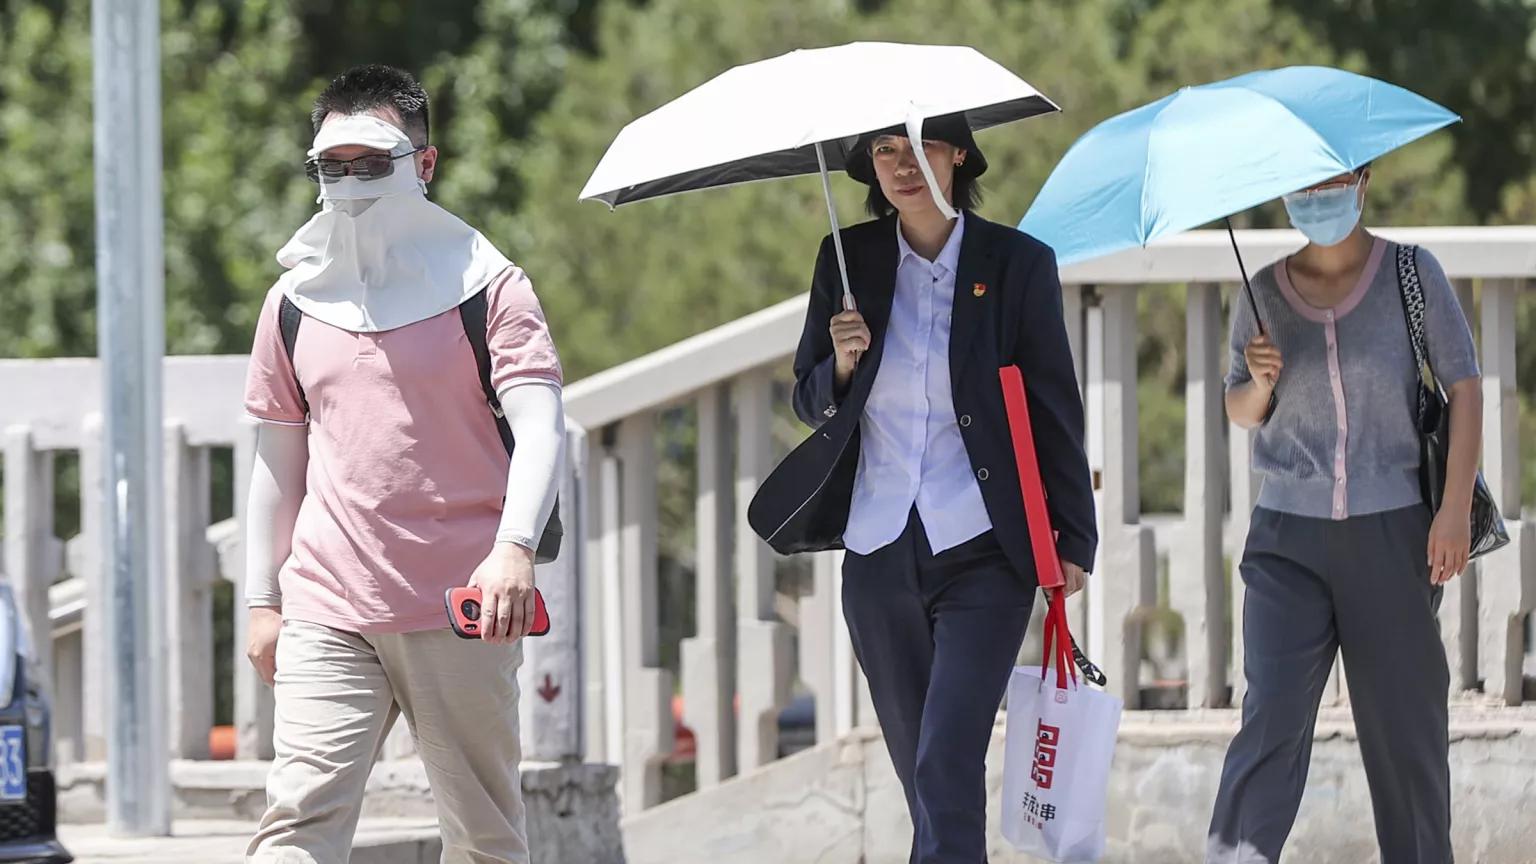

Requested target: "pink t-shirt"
[{"left": 244, "top": 266, "right": 562, "bottom": 633}]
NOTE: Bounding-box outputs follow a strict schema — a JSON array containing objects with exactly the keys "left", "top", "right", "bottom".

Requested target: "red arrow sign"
[{"left": 537, "top": 674, "right": 561, "bottom": 703}]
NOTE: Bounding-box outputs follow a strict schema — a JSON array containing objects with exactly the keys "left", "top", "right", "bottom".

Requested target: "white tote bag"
[{"left": 1000, "top": 597, "right": 1123, "bottom": 862}]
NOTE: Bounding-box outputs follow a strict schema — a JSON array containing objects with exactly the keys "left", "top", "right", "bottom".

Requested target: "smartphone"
[{"left": 445, "top": 586, "right": 550, "bottom": 639}]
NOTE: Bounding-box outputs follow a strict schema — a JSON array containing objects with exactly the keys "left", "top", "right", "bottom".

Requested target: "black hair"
[
  {"left": 312, "top": 65, "right": 430, "bottom": 147},
  {"left": 865, "top": 171, "right": 982, "bottom": 218}
]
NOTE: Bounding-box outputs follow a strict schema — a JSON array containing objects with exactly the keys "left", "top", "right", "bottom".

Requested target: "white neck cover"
[{"left": 274, "top": 114, "right": 511, "bottom": 333}]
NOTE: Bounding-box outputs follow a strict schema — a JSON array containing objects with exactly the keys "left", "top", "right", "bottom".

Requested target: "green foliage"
[
  {"left": 0, "top": 0, "right": 595, "bottom": 359},
  {"left": 1, "top": 0, "right": 1534, "bottom": 517}
]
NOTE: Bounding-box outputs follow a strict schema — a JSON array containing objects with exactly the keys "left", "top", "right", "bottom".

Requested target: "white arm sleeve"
[
  {"left": 244, "top": 423, "right": 309, "bottom": 607},
  {"left": 496, "top": 379, "right": 566, "bottom": 549}
]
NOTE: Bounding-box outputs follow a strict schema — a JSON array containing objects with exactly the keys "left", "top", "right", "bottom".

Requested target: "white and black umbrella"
[{"left": 578, "top": 41, "right": 1058, "bottom": 308}]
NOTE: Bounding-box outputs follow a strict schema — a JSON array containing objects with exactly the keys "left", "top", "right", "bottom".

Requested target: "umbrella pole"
[
  {"left": 1227, "top": 216, "right": 1278, "bottom": 422},
  {"left": 814, "top": 141, "right": 855, "bottom": 312},
  {"left": 1225, "top": 217, "right": 1264, "bottom": 335}
]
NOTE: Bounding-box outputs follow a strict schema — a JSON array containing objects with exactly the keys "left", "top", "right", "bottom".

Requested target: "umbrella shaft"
[{"left": 814, "top": 142, "right": 855, "bottom": 312}]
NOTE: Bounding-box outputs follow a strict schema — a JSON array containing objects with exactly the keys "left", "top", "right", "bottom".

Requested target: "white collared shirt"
[{"left": 844, "top": 213, "right": 993, "bottom": 555}]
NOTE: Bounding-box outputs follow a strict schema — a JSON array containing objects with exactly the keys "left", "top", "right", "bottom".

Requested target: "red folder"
[
  {"left": 1000, "top": 365, "right": 1076, "bottom": 687},
  {"left": 999, "top": 366, "right": 1065, "bottom": 589}
]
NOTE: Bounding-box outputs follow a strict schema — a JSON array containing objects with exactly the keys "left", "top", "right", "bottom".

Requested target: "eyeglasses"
[
  {"left": 304, "top": 147, "right": 425, "bottom": 183},
  {"left": 1288, "top": 173, "right": 1364, "bottom": 200}
]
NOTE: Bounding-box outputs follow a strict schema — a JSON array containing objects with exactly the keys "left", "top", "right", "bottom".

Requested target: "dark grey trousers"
[
  {"left": 842, "top": 511, "right": 1034, "bottom": 864},
  {"left": 1207, "top": 505, "right": 1452, "bottom": 864}
]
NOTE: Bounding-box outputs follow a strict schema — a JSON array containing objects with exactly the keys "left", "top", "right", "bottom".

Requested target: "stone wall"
[{"left": 625, "top": 706, "right": 1536, "bottom": 864}]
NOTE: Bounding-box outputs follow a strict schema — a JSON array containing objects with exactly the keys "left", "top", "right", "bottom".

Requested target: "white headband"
[{"left": 308, "top": 113, "right": 414, "bottom": 159}]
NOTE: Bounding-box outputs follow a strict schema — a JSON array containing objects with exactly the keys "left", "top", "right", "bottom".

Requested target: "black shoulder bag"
[{"left": 1393, "top": 244, "right": 1509, "bottom": 560}]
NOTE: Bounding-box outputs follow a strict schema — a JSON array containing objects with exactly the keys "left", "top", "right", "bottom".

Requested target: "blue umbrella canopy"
[{"left": 1018, "top": 66, "right": 1460, "bottom": 268}]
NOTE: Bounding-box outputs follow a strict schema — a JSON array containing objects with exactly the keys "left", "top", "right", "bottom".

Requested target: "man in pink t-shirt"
[{"left": 242, "top": 65, "right": 564, "bottom": 864}]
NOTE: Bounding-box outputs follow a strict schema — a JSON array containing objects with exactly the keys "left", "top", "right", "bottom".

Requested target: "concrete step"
[
  {"left": 622, "top": 704, "right": 1536, "bottom": 864},
  {"left": 59, "top": 818, "right": 440, "bottom": 864},
  {"left": 56, "top": 759, "right": 624, "bottom": 863}
]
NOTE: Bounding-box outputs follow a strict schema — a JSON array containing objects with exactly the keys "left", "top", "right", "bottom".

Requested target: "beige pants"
[{"left": 248, "top": 620, "right": 528, "bottom": 864}]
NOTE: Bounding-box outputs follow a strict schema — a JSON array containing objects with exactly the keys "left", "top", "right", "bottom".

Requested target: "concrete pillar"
[
  {"left": 580, "top": 430, "right": 611, "bottom": 759},
  {"left": 80, "top": 414, "right": 107, "bottom": 761},
  {"left": 519, "top": 423, "right": 590, "bottom": 762},
  {"left": 597, "top": 447, "right": 625, "bottom": 768},
  {"left": 162, "top": 422, "right": 213, "bottom": 759},
  {"left": 1088, "top": 288, "right": 1155, "bottom": 708},
  {"left": 231, "top": 417, "right": 275, "bottom": 760},
  {"left": 1477, "top": 279, "right": 1533, "bottom": 705},
  {"left": 4, "top": 426, "right": 60, "bottom": 684},
  {"left": 1227, "top": 422, "right": 1260, "bottom": 706},
  {"left": 799, "top": 550, "right": 841, "bottom": 746},
  {"left": 618, "top": 413, "right": 672, "bottom": 809},
  {"left": 1169, "top": 284, "right": 1230, "bottom": 708},
  {"left": 734, "top": 370, "right": 792, "bottom": 771},
  {"left": 682, "top": 388, "right": 737, "bottom": 786}
]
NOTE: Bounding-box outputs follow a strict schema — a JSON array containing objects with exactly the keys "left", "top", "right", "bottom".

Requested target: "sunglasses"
[{"left": 304, "top": 147, "right": 425, "bottom": 183}]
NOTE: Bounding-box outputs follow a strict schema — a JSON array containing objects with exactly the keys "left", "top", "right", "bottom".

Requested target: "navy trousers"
[{"left": 842, "top": 511, "right": 1035, "bottom": 864}]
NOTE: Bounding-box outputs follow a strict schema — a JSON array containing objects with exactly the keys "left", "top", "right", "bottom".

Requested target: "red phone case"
[{"left": 445, "top": 586, "right": 551, "bottom": 639}]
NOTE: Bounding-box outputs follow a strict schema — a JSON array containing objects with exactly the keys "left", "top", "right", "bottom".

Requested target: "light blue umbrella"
[{"left": 1018, "top": 65, "right": 1459, "bottom": 302}]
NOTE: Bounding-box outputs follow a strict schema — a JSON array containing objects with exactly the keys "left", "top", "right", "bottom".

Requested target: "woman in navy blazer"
[{"left": 751, "top": 113, "right": 1096, "bottom": 862}]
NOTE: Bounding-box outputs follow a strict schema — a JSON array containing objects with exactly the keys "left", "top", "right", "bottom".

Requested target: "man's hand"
[
  {"left": 246, "top": 606, "right": 282, "bottom": 687},
  {"left": 469, "top": 542, "right": 537, "bottom": 643},
  {"left": 1061, "top": 560, "right": 1087, "bottom": 598}
]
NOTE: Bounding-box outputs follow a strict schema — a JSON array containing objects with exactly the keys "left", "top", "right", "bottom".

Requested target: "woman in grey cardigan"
[{"left": 1206, "top": 166, "right": 1481, "bottom": 864}]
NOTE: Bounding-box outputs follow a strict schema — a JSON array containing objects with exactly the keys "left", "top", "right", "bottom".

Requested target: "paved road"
[{"left": 59, "top": 818, "right": 441, "bottom": 863}]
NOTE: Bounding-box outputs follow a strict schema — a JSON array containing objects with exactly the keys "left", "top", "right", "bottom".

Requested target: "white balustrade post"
[
  {"left": 681, "top": 387, "right": 736, "bottom": 786},
  {"left": 598, "top": 445, "right": 625, "bottom": 767},
  {"left": 4, "top": 427, "right": 59, "bottom": 685},
  {"left": 734, "top": 369, "right": 792, "bottom": 770},
  {"left": 1088, "top": 287, "right": 1156, "bottom": 708},
  {"left": 80, "top": 414, "right": 107, "bottom": 761},
  {"left": 231, "top": 417, "right": 275, "bottom": 760},
  {"left": 581, "top": 436, "right": 610, "bottom": 765},
  {"left": 163, "top": 422, "right": 214, "bottom": 759},
  {"left": 1061, "top": 284, "right": 1091, "bottom": 641},
  {"left": 1227, "top": 423, "right": 1259, "bottom": 706},
  {"left": 1477, "top": 279, "right": 1533, "bottom": 705},
  {"left": 800, "top": 550, "right": 838, "bottom": 746},
  {"left": 1170, "top": 284, "right": 1230, "bottom": 708},
  {"left": 518, "top": 423, "right": 588, "bottom": 762},
  {"left": 617, "top": 413, "right": 672, "bottom": 809},
  {"left": 1439, "top": 281, "right": 1479, "bottom": 691}
]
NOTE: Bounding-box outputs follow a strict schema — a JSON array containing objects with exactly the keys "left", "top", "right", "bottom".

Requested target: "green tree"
[{"left": 0, "top": 0, "right": 597, "bottom": 359}]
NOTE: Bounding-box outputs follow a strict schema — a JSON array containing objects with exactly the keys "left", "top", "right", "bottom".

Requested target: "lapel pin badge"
[{"left": 973, "top": 282, "right": 987, "bottom": 297}]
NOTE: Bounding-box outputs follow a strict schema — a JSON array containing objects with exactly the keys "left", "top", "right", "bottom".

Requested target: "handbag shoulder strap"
[{"left": 1393, "top": 243, "right": 1430, "bottom": 425}]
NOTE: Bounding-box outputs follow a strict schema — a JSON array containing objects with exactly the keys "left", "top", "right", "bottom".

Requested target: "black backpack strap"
[
  {"left": 457, "top": 289, "right": 517, "bottom": 458},
  {"left": 459, "top": 286, "right": 564, "bottom": 563},
  {"left": 277, "top": 295, "right": 310, "bottom": 416}
]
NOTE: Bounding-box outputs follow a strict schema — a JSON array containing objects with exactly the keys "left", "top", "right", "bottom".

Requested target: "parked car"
[{"left": 0, "top": 584, "right": 71, "bottom": 863}]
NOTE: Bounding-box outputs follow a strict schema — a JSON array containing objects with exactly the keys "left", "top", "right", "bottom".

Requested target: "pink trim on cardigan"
[{"left": 1276, "top": 236, "right": 1386, "bottom": 323}]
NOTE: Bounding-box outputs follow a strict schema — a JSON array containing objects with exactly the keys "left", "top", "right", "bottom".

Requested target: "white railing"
[
  {"left": 0, "top": 226, "right": 1532, "bottom": 817},
  {"left": 561, "top": 226, "right": 1536, "bottom": 811}
]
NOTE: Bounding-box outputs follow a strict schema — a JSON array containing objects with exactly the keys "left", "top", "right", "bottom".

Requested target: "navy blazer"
[{"left": 747, "top": 212, "right": 1098, "bottom": 581}]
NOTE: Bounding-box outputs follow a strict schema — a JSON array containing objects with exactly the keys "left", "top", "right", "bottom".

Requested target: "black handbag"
[{"left": 1393, "top": 244, "right": 1510, "bottom": 560}]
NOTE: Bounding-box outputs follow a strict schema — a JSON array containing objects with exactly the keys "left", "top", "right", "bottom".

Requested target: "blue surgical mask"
[{"left": 1283, "top": 182, "right": 1362, "bottom": 247}]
